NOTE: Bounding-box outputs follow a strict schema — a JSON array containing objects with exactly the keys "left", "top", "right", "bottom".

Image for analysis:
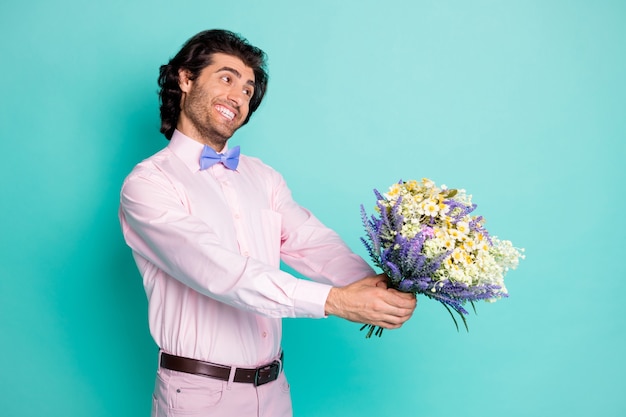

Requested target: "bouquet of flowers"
[{"left": 360, "top": 178, "right": 524, "bottom": 337}]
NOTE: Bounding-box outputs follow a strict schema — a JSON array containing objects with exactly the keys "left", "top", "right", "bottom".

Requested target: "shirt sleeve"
[
  {"left": 270, "top": 172, "right": 376, "bottom": 287},
  {"left": 119, "top": 166, "right": 334, "bottom": 319}
]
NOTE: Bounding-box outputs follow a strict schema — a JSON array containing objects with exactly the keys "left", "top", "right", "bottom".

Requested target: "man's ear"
[{"left": 178, "top": 69, "right": 193, "bottom": 93}]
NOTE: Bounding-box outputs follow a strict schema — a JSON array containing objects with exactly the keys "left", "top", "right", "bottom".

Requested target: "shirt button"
[
  {"left": 234, "top": 213, "right": 240, "bottom": 219},
  {"left": 262, "top": 332, "right": 267, "bottom": 338},
  {"left": 243, "top": 251, "right": 249, "bottom": 256}
]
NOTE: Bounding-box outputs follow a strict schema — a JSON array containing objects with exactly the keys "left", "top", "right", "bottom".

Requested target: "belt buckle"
[{"left": 253, "top": 361, "right": 280, "bottom": 386}]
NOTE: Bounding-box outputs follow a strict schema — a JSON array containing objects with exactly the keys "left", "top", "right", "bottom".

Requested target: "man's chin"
[
  {"left": 219, "top": 123, "right": 243, "bottom": 140},
  {"left": 197, "top": 120, "right": 242, "bottom": 145}
]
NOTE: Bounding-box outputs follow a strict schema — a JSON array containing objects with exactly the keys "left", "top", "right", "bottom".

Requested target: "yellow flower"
[
  {"left": 387, "top": 183, "right": 401, "bottom": 197},
  {"left": 449, "top": 228, "right": 465, "bottom": 241},
  {"left": 456, "top": 221, "right": 470, "bottom": 235},
  {"left": 422, "top": 178, "right": 435, "bottom": 189},
  {"left": 463, "top": 240, "right": 476, "bottom": 252},
  {"left": 423, "top": 200, "right": 439, "bottom": 216},
  {"left": 451, "top": 248, "right": 465, "bottom": 263},
  {"left": 443, "top": 239, "right": 455, "bottom": 251},
  {"left": 405, "top": 180, "right": 418, "bottom": 191}
]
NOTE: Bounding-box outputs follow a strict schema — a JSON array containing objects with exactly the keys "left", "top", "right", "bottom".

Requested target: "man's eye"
[
  {"left": 243, "top": 88, "right": 252, "bottom": 96},
  {"left": 221, "top": 75, "right": 231, "bottom": 83}
]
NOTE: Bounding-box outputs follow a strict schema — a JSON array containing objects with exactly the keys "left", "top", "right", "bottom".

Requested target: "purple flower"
[{"left": 421, "top": 226, "right": 435, "bottom": 238}]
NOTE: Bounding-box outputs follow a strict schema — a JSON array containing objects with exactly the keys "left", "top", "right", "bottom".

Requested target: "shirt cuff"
[{"left": 292, "top": 279, "right": 332, "bottom": 318}]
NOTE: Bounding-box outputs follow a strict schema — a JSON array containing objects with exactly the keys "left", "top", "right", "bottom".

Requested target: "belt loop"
[
  {"left": 277, "top": 350, "right": 283, "bottom": 373},
  {"left": 226, "top": 364, "right": 236, "bottom": 390}
]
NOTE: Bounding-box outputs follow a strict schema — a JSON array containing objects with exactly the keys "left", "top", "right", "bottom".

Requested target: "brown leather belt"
[{"left": 160, "top": 351, "right": 283, "bottom": 386}]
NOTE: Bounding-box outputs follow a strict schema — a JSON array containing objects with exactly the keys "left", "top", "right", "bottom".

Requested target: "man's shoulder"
[
  {"left": 130, "top": 146, "right": 176, "bottom": 171},
  {"left": 240, "top": 153, "right": 274, "bottom": 171},
  {"left": 239, "top": 154, "right": 284, "bottom": 180},
  {"left": 122, "top": 147, "right": 179, "bottom": 186}
]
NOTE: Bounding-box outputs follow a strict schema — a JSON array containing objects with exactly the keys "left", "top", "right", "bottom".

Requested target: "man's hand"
[{"left": 324, "top": 274, "right": 417, "bottom": 329}]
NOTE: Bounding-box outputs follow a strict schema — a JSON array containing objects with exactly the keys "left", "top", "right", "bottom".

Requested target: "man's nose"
[{"left": 227, "top": 87, "right": 246, "bottom": 107}]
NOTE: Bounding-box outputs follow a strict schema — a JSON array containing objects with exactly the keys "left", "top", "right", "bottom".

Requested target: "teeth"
[{"left": 216, "top": 106, "right": 235, "bottom": 120}]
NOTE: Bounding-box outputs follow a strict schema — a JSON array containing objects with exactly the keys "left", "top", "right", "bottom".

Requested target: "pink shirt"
[{"left": 119, "top": 130, "right": 374, "bottom": 368}]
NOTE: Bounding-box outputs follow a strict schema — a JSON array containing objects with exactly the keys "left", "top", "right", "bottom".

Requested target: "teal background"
[{"left": 1, "top": 1, "right": 624, "bottom": 416}]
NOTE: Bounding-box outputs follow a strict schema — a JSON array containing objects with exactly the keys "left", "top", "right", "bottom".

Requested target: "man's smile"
[{"left": 215, "top": 104, "right": 236, "bottom": 121}]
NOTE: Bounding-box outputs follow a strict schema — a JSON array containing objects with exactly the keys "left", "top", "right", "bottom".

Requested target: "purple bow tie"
[{"left": 199, "top": 145, "right": 240, "bottom": 170}]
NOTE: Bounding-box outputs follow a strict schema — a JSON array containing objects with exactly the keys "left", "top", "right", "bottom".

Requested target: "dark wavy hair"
[{"left": 157, "top": 29, "right": 269, "bottom": 139}]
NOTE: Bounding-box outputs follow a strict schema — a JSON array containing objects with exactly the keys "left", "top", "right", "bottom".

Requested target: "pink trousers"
[{"left": 151, "top": 366, "right": 293, "bottom": 417}]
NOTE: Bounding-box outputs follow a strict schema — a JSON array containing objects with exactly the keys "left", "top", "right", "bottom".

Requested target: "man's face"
[{"left": 178, "top": 53, "right": 256, "bottom": 150}]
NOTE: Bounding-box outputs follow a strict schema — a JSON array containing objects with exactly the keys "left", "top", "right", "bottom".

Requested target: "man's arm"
[
  {"left": 270, "top": 171, "right": 375, "bottom": 287},
  {"left": 119, "top": 168, "right": 332, "bottom": 319},
  {"left": 266, "top": 169, "right": 416, "bottom": 328}
]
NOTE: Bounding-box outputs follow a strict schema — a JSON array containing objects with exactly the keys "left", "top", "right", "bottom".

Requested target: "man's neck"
[{"left": 176, "top": 122, "right": 228, "bottom": 152}]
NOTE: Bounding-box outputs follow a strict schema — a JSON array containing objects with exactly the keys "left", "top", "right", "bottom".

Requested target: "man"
[{"left": 119, "top": 29, "right": 416, "bottom": 417}]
